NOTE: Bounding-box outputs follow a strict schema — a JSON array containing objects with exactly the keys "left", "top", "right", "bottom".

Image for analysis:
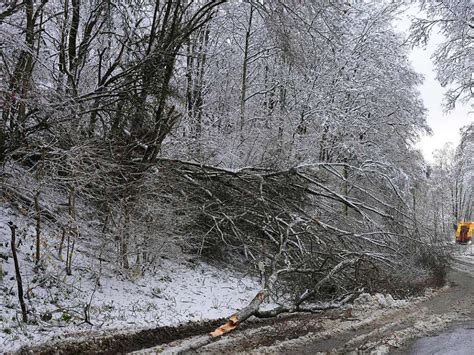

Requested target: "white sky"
[{"left": 395, "top": 6, "right": 472, "bottom": 163}]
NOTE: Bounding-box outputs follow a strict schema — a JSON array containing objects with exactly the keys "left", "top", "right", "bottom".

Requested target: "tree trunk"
[
  {"left": 240, "top": 4, "right": 253, "bottom": 139},
  {"left": 58, "top": 227, "right": 66, "bottom": 260},
  {"left": 121, "top": 202, "right": 130, "bottom": 269},
  {"left": 9, "top": 222, "right": 27, "bottom": 323},
  {"left": 66, "top": 187, "right": 77, "bottom": 275},
  {"left": 2, "top": 0, "right": 36, "bottom": 148},
  {"left": 343, "top": 164, "right": 349, "bottom": 216},
  {"left": 34, "top": 190, "right": 41, "bottom": 265},
  {"left": 66, "top": 231, "right": 72, "bottom": 275}
]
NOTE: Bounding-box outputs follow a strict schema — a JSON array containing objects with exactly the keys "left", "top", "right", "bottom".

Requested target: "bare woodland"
[{"left": 0, "top": 0, "right": 472, "bottom": 346}]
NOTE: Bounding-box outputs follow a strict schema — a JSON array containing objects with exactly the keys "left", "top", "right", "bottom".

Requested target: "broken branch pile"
[{"left": 157, "top": 160, "right": 444, "bottom": 301}]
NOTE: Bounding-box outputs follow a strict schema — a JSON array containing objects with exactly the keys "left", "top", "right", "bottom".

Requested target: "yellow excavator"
[{"left": 455, "top": 221, "right": 474, "bottom": 244}]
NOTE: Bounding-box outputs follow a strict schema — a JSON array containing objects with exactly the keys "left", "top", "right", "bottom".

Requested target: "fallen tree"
[
  {"left": 149, "top": 158, "right": 450, "bottom": 352},
  {"left": 37, "top": 148, "right": 448, "bottom": 308}
]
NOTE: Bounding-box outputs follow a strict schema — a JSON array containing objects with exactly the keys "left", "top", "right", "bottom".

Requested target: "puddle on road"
[{"left": 409, "top": 320, "right": 474, "bottom": 355}]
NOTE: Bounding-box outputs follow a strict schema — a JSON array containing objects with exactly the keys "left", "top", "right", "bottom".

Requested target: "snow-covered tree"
[{"left": 410, "top": 0, "right": 472, "bottom": 110}]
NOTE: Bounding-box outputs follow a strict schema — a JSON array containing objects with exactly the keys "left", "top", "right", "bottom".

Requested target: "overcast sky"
[{"left": 395, "top": 6, "right": 472, "bottom": 163}]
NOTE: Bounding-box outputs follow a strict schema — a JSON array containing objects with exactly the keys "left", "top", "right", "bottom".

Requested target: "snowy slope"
[{"left": 0, "top": 169, "right": 260, "bottom": 352}]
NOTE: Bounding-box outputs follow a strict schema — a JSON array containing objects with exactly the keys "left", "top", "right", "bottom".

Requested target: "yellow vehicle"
[{"left": 455, "top": 221, "right": 474, "bottom": 244}]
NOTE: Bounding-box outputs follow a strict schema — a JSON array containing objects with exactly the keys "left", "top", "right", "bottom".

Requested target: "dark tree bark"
[
  {"left": 9, "top": 222, "right": 27, "bottom": 323},
  {"left": 66, "top": 187, "right": 77, "bottom": 275},
  {"left": 58, "top": 227, "right": 66, "bottom": 260},
  {"left": 240, "top": 4, "right": 254, "bottom": 137},
  {"left": 34, "top": 190, "right": 41, "bottom": 265}
]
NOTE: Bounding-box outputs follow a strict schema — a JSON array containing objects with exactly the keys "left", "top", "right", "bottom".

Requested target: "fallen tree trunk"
[
  {"left": 210, "top": 271, "right": 278, "bottom": 338},
  {"left": 172, "top": 259, "right": 357, "bottom": 353},
  {"left": 173, "top": 272, "right": 278, "bottom": 353},
  {"left": 254, "top": 293, "right": 355, "bottom": 318}
]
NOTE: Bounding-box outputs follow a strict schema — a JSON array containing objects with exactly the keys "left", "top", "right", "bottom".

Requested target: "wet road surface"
[{"left": 409, "top": 320, "right": 474, "bottom": 355}]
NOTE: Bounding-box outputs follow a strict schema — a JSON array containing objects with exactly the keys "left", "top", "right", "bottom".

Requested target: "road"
[
  {"left": 402, "top": 253, "right": 474, "bottom": 355},
  {"left": 408, "top": 320, "right": 474, "bottom": 355}
]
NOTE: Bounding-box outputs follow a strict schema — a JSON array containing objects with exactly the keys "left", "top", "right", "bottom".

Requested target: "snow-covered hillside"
[{"left": 0, "top": 187, "right": 259, "bottom": 352}]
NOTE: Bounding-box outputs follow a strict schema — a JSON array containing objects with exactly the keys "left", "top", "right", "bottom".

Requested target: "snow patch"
[{"left": 353, "top": 292, "right": 407, "bottom": 309}]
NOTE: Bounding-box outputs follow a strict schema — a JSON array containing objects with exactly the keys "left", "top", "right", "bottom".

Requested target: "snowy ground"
[{"left": 0, "top": 173, "right": 260, "bottom": 352}]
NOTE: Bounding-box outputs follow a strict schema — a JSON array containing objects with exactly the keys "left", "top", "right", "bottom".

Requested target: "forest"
[{"left": 0, "top": 0, "right": 472, "bottom": 353}]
